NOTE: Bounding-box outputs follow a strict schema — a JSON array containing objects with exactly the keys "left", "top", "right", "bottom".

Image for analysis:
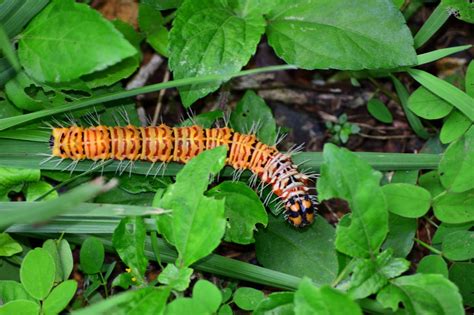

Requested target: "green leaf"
[
  {"left": 169, "top": 0, "right": 265, "bottom": 106},
  {"left": 253, "top": 292, "right": 294, "bottom": 315},
  {"left": 433, "top": 189, "right": 474, "bottom": 223},
  {"left": 442, "top": 230, "right": 474, "bottom": 261},
  {"left": 42, "top": 239, "right": 64, "bottom": 282},
  {"left": 255, "top": 215, "right": 338, "bottom": 285},
  {"left": 0, "top": 92, "right": 22, "bottom": 119},
  {"left": 81, "top": 20, "right": 142, "bottom": 89},
  {"left": 165, "top": 298, "right": 207, "bottom": 315},
  {"left": 193, "top": 280, "right": 222, "bottom": 313},
  {"left": 233, "top": 287, "right": 264, "bottom": 311},
  {"left": 79, "top": 237, "right": 104, "bottom": 274},
  {"left": 408, "top": 86, "right": 453, "bottom": 119},
  {"left": 382, "top": 214, "right": 416, "bottom": 258},
  {"left": 376, "top": 274, "right": 463, "bottom": 314},
  {"left": 466, "top": 60, "right": 474, "bottom": 96},
  {"left": 442, "top": 0, "right": 474, "bottom": 23},
  {"left": 157, "top": 264, "right": 193, "bottom": 291},
  {"left": 20, "top": 248, "right": 55, "bottom": 300},
  {"left": 179, "top": 110, "right": 223, "bottom": 129},
  {"left": 0, "top": 299, "right": 39, "bottom": 315},
  {"left": 432, "top": 222, "right": 473, "bottom": 244},
  {"left": 157, "top": 147, "right": 227, "bottom": 267},
  {"left": 230, "top": 90, "right": 277, "bottom": 145},
  {"left": 0, "top": 281, "right": 35, "bottom": 304},
  {"left": 449, "top": 262, "right": 474, "bottom": 307},
  {"left": 138, "top": 3, "right": 168, "bottom": 56},
  {"left": 26, "top": 181, "right": 57, "bottom": 201},
  {"left": 419, "top": 170, "right": 445, "bottom": 198},
  {"left": 0, "top": 167, "right": 40, "bottom": 201},
  {"left": 348, "top": 249, "right": 410, "bottom": 299},
  {"left": 42, "top": 239, "right": 73, "bottom": 283},
  {"left": 439, "top": 127, "right": 474, "bottom": 192},
  {"left": 317, "top": 144, "right": 388, "bottom": 258},
  {"left": 112, "top": 217, "right": 148, "bottom": 283},
  {"left": 417, "top": 45, "right": 473, "bottom": 65},
  {"left": 0, "top": 233, "right": 22, "bottom": 257},
  {"left": 207, "top": 181, "right": 267, "bottom": 244},
  {"left": 367, "top": 99, "right": 393, "bottom": 123},
  {"left": 74, "top": 287, "right": 170, "bottom": 315},
  {"left": 413, "top": 3, "right": 450, "bottom": 48},
  {"left": 266, "top": 0, "right": 416, "bottom": 70},
  {"left": 18, "top": 0, "right": 136, "bottom": 83},
  {"left": 417, "top": 255, "right": 448, "bottom": 278},
  {"left": 294, "top": 278, "right": 362, "bottom": 315},
  {"left": 391, "top": 75, "right": 430, "bottom": 139},
  {"left": 407, "top": 68, "right": 474, "bottom": 122},
  {"left": 381, "top": 183, "right": 431, "bottom": 218},
  {"left": 390, "top": 170, "right": 419, "bottom": 184},
  {"left": 42, "top": 280, "right": 77, "bottom": 315},
  {"left": 440, "top": 110, "right": 472, "bottom": 144},
  {"left": 111, "top": 272, "right": 134, "bottom": 290}
]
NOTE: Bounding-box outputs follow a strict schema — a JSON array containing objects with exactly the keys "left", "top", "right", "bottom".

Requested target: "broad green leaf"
[
  {"left": 26, "top": 181, "right": 57, "bottom": 201},
  {"left": 0, "top": 233, "right": 22, "bottom": 257},
  {"left": 193, "top": 280, "right": 222, "bottom": 313},
  {"left": 367, "top": 99, "right": 393, "bottom": 123},
  {"left": 449, "top": 262, "right": 474, "bottom": 307},
  {"left": 317, "top": 144, "right": 388, "bottom": 258},
  {"left": 165, "top": 298, "right": 207, "bottom": 315},
  {"left": 418, "top": 170, "right": 445, "bottom": 198},
  {"left": 43, "top": 239, "right": 64, "bottom": 282},
  {"left": 253, "top": 292, "right": 294, "bottom": 315},
  {"left": 111, "top": 272, "right": 134, "bottom": 290},
  {"left": 169, "top": 0, "right": 265, "bottom": 106},
  {"left": 376, "top": 274, "right": 463, "bottom": 314},
  {"left": 439, "top": 127, "right": 474, "bottom": 192},
  {"left": 266, "top": 0, "right": 416, "bottom": 70},
  {"left": 432, "top": 222, "right": 473, "bottom": 244},
  {"left": 82, "top": 20, "right": 142, "bottom": 89},
  {"left": 0, "top": 167, "right": 40, "bottom": 201},
  {"left": 0, "top": 281, "right": 35, "bottom": 304},
  {"left": 73, "top": 287, "right": 170, "bottom": 315},
  {"left": 79, "top": 237, "right": 104, "bottom": 274},
  {"left": 5, "top": 72, "right": 46, "bottom": 111},
  {"left": 433, "top": 189, "right": 474, "bottom": 223},
  {"left": 391, "top": 170, "right": 419, "bottom": 184},
  {"left": 234, "top": 287, "right": 265, "bottom": 311},
  {"left": 18, "top": 0, "right": 136, "bottom": 83},
  {"left": 442, "top": 230, "right": 474, "bottom": 261},
  {"left": 348, "top": 249, "right": 410, "bottom": 299},
  {"left": 440, "top": 110, "right": 472, "bottom": 144},
  {"left": 157, "top": 264, "right": 193, "bottom": 291},
  {"left": 417, "top": 255, "right": 448, "bottom": 278},
  {"left": 230, "top": 90, "right": 277, "bottom": 145},
  {"left": 207, "top": 181, "right": 267, "bottom": 244},
  {"left": 157, "top": 146, "right": 227, "bottom": 267},
  {"left": 138, "top": 3, "right": 168, "bottom": 56},
  {"left": 294, "top": 278, "right": 362, "bottom": 315},
  {"left": 0, "top": 92, "right": 21, "bottom": 119},
  {"left": 20, "top": 248, "right": 55, "bottom": 300},
  {"left": 255, "top": 215, "right": 338, "bottom": 285},
  {"left": 42, "top": 239, "right": 73, "bottom": 282},
  {"left": 442, "top": 0, "right": 474, "bottom": 23},
  {"left": 42, "top": 280, "right": 77, "bottom": 315},
  {"left": 142, "top": 0, "right": 182, "bottom": 10},
  {"left": 407, "top": 68, "right": 474, "bottom": 121},
  {"left": 382, "top": 214, "right": 416, "bottom": 258},
  {"left": 112, "top": 217, "right": 148, "bottom": 283},
  {"left": 408, "top": 86, "right": 453, "bottom": 119},
  {"left": 381, "top": 183, "right": 431, "bottom": 218},
  {"left": 0, "top": 299, "right": 39, "bottom": 315},
  {"left": 179, "top": 110, "right": 223, "bottom": 128}
]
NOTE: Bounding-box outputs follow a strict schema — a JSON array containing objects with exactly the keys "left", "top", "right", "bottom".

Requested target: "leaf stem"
[{"left": 413, "top": 237, "right": 442, "bottom": 255}]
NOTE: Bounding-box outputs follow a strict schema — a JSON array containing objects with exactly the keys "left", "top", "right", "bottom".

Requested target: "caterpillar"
[{"left": 50, "top": 124, "right": 316, "bottom": 227}]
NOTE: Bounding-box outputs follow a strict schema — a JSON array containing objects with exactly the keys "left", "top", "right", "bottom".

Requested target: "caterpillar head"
[{"left": 285, "top": 195, "right": 316, "bottom": 227}]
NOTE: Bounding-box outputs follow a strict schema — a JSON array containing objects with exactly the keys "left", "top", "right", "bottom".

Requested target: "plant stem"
[{"left": 413, "top": 238, "right": 442, "bottom": 255}]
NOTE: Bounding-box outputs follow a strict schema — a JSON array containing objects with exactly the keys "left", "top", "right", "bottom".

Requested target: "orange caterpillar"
[{"left": 50, "top": 125, "right": 316, "bottom": 227}]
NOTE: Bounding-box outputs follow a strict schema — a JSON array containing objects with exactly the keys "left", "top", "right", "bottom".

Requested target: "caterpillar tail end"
[{"left": 285, "top": 195, "right": 316, "bottom": 228}]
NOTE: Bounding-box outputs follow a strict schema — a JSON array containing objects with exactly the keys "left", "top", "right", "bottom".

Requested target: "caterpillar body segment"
[{"left": 50, "top": 124, "right": 316, "bottom": 227}]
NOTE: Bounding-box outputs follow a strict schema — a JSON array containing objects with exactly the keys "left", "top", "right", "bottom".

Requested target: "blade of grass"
[
  {"left": 1, "top": 0, "right": 49, "bottom": 37},
  {"left": 0, "top": 25, "right": 20, "bottom": 71},
  {"left": 407, "top": 68, "right": 474, "bottom": 121},
  {"left": 0, "top": 179, "right": 117, "bottom": 229},
  {"left": 391, "top": 75, "right": 430, "bottom": 139},
  {"left": 0, "top": 65, "right": 296, "bottom": 131},
  {"left": 417, "top": 45, "right": 472, "bottom": 66},
  {"left": 413, "top": 3, "right": 450, "bottom": 49},
  {"left": 0, "top": 139, "right": 441, "bottom": 174}
]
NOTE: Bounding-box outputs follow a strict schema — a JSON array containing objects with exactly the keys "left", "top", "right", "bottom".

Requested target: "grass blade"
[
  {"left": 413, "top": 3, "right": 450, "bottom": 49},
  {"left": 408, "top": 68, "right": 474, "bottom": 121},
  {"left": 417, "top": 45, "right": 472, "bottom": 66},
  {"left": 0, "top": 65, "right": 295, "bottom": 131}
]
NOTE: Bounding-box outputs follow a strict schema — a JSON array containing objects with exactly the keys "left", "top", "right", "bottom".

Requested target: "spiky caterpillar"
[{"left": 50, "top": 125, "right": 316, "bottom": 227}]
